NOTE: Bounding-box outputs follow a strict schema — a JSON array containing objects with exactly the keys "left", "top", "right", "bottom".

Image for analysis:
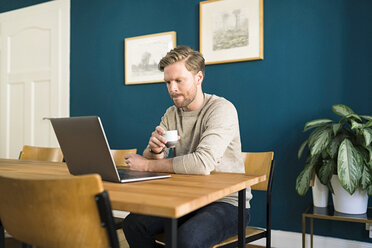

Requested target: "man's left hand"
[{"left": 125, "top": 154, "right": 150, "bottom": 171}]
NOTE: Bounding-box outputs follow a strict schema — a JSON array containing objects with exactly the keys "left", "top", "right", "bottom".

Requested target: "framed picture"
[
  {"left": 200, "top": 0, "right": 263, "bottom": 65},
  {"left": 125, "top": 31, "right": 176, "bottom": 85}
]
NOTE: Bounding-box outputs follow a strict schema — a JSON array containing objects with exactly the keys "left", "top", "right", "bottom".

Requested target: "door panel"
[
  {"left": 9, "top": 83, "right": 25, "bottom": 158},
  {"left": 10, "top": 28, "right": 51, "bottom": 73}
]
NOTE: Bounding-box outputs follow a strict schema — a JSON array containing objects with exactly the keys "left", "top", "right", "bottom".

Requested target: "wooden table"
[{"left": 0, "top": 158, "right": 266, "bottom": 248}]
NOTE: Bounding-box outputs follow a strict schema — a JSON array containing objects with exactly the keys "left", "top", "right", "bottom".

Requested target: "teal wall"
[{"left": 2, "top": 0, "right": 372, "bottom": 243}]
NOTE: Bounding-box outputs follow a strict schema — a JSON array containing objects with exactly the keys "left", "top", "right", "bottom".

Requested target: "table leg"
[
  {"left": 310, "top": 218, "right": 313, "bottom": 248},
  {"left": 0, "top": 220, "right": 4, "bottom": 248},
  {"left": 302, "top": 215, "right": 306, "bottom": 248},
  {"left": 238, "top": 189, "right": 246, "bottom": 248},
  {"left": 165, "top": 218, "right": 177, "bottom": 248}
]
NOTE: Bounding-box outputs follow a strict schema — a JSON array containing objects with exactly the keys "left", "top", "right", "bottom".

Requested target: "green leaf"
[
  {"left": 304, "top": 119, "right": 333, "bottom": 132},
  {"left": 318, "top": 159, "right": 335, "bottom": 185},
  {"left": 296, "top": 155, "right": 319, "bottom": 196},
  {"left": 368, "top": 159, "right": 372, "bottom": 171},
  {"left": 361, "top": 115, "right": 372, "bottom": 121},
  {"left": 332, "top": 123, "right": 342, "bottom": 136},
  {"left": 367, "top": 146, "right": 372, "bottom": 164},
  {"left": 367, "top": 185, "right": 372, "bottom": 196},
  {"left": 362, "top": 128, "right": 372, "bottom": 146},
  {"left": 365, "top": 120, "right": 372, "bottom": 128},
  {"left": 355, "top": 146, "right": 369, "bottom": 165},
  {"left": 298, "top": 140, "right": 308, "bottom": 159},
  {"left": 296, "top": 164, "right": 314, "bottom": 196},
  {"left": 327, "top": 133, "right": 345, "bottom": 159},
  {"left": 346, "top": 113, "right": 362, "bottom": 122},
  {"left": 337, "top": 139, "right": 363, "bottom": 194},
  {"left": 360, "top": 166, "right": 372, "bottom": 191},
  {"left": 332, "top": 104, "right": 355, "bottom": 117},
  {"left": 350, "top": 119, "right": 364, "bottom": 130},
  {"left": 308, "top": 126, "right": 333, "bottom": 156}
]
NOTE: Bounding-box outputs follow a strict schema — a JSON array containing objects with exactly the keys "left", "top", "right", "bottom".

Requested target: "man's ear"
[{"left": 195, "top": 71, "right": 204, "bottom": 86}]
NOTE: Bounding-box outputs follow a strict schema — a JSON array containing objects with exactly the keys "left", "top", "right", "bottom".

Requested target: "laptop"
[{"left": 50, "top": 116, "right": 171, "bottom": 183}]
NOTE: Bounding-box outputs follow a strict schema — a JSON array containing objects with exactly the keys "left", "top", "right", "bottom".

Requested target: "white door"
[{"left": 0, "top": 0, "right": 70, "bottom": 159}]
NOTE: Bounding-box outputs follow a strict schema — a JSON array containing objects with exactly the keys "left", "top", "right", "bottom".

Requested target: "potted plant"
[{"left": 296, "top": 104, "right": 372, "bottom": 213}]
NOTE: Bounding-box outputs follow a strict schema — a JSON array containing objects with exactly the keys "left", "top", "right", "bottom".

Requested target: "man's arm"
[
  {"left": 125, "top": 153, "right": 174, "bottom": 173},
  {"left": 147, "top": 157, "right": 174, "bottom": 173}
]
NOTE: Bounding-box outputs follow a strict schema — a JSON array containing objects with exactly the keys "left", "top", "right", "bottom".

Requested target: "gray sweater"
[{"left": 160, "top": 93, "right": 252, "bottom": 207}]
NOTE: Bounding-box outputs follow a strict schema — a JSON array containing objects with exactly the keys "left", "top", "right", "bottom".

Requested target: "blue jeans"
[{"left": 122, "top": 202, "right": 250, "bottom": 248}]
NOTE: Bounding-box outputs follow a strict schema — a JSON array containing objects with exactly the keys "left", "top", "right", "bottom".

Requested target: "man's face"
[{"left": 163, "top": 61, "right": 203, "bottom": 111}]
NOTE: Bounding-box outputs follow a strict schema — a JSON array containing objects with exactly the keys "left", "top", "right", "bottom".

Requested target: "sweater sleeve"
[{"left": 173, "top": 100, "right": 239, "bottom": 175}]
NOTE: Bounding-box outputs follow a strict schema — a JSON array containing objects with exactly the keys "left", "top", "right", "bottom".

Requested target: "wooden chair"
[
  {"left": 5, "top": 145, "right": 64, "bottom": 245},
  {"left": 212, "top": 151, "right": 275, "bottom": 248},
  {"left": 19, "top": 145, "right": 63, "bottom": 162},
  {"left": 0, "top": 174, "right": 119, "bottom": 248},
  {"left": 111, "top": 148, "right": 137, "bottom": 167},
  {"left": 154, "top": 152, "right": 275, "bottom": 248}
]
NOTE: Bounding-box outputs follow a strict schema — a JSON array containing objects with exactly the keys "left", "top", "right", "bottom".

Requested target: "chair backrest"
[
  {"left": 19, "top": 145, "right": 64, "bottom": 162},
  {"left": 111, "top": 148, "right": 137, "bottom": 166},
  {"left": 242, "top": 152, "right": 274, "bottom": 191},
  {"left": 0, "top": 174, "right": 119, "bottom": 248}
]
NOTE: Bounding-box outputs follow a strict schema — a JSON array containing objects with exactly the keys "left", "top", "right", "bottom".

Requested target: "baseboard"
[
  {"left": 109, "top": 213, "right": 372, "bottom": 248},
  {"left": 113, "top": 210, "right": 130, "bottom": 219},
  {"left": 250, "top": 229, "right": 371, "bottom": 248}
]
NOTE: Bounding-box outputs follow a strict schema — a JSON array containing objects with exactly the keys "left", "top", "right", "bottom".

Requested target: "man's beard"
[{"left": 171, "top": 91, "right": 196, "bottom": 109}]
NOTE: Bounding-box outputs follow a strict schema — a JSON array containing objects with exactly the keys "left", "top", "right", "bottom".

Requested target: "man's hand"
[
  {"left": 148, "top": 126, "right": 167, "bottom": 154},
  {"left": 125, "top": 154, "right": 150, "bottom": 171},
  {"left": 125, "top": 153, "right": 175, "bottom": 173}
]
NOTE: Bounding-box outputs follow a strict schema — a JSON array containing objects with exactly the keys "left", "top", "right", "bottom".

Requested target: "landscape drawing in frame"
[
  {"left": 125, "top": 31, "right": 176, "bottom": 85},
  {"left": 200, "top": 0, "right": 263, "bottom": 65}
]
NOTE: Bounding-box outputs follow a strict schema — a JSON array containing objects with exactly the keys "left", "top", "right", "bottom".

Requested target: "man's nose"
[{"left": 169, "top": 81, "right": 178, "bottom": 92}]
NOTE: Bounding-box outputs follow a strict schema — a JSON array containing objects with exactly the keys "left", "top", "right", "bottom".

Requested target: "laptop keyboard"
[{"left": 117, "top": 169, "right": 163, "bottom": 180}]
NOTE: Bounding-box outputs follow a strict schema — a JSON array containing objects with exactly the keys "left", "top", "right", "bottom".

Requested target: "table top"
[
  {"left": 303, "top": 205, "right": 372, "bottom": 223},
  {"left": 0, "top": 158, "right": 266, "bottom": 218}
]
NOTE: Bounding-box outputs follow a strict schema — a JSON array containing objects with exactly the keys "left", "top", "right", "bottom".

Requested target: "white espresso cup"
[{"left": 163, "top": 130, "right": 178, "bottom": 148}]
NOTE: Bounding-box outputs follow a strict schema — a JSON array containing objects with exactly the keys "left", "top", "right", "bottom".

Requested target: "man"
[{"left": 123, "top": 46, "right": 252, "bottom": 248}]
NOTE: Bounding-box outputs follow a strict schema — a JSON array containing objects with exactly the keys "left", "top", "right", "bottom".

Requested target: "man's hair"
[{"left": 158, "top": 46, "right": 205, "bottom": 76}]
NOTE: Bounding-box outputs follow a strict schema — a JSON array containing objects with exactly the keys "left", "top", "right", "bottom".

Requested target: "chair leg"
[
  {"left": 0, "top": 220, "right": 4, "bottom": 248},
  {"left": 0, "top": 221, "right": 32, "bottom": 248}
]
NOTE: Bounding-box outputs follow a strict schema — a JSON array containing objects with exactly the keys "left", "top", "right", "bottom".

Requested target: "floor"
[
  {"left": 4, "top": 231, "right": 128, "bottom": 248},
  {"left": 4, "top": 232, "right": 265, "bottom": 248}
]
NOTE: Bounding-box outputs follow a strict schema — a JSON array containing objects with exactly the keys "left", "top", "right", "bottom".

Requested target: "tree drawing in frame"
[
  {"left": 125, "top": 31, "right": 176, "bottom": 85},
  {"left": 213, "top": 8, "right": 249, "bottom": 51},
  {"left": 200, "top": 0, "right": 263, "bottom": 65}
]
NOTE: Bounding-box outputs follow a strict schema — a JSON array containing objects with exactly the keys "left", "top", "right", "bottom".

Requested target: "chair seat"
[
  {"left": 211, "top": 227, "right": 266, "bottom": 248},
  {"left": 114, "top": 217, "right": 124, "bottom": 230},
  {"left": 154, "top": 226, "right": 266, "bottom": 247}
]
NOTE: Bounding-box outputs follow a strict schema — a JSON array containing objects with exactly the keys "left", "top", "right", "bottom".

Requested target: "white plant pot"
[
  {"left": 330, "top": 175, "right": 368, "bottom": 214},
  {"left": 312, "top": 175, "right": 329, "bottom": 207}
]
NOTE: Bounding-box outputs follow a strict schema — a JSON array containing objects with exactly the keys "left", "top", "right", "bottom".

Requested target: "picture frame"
[
  {"left": 200, "top": 0, "right": 263, "bottom": 65},
  {"left": 124, "top": 31, "right": 176, "bottom": 85}
]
